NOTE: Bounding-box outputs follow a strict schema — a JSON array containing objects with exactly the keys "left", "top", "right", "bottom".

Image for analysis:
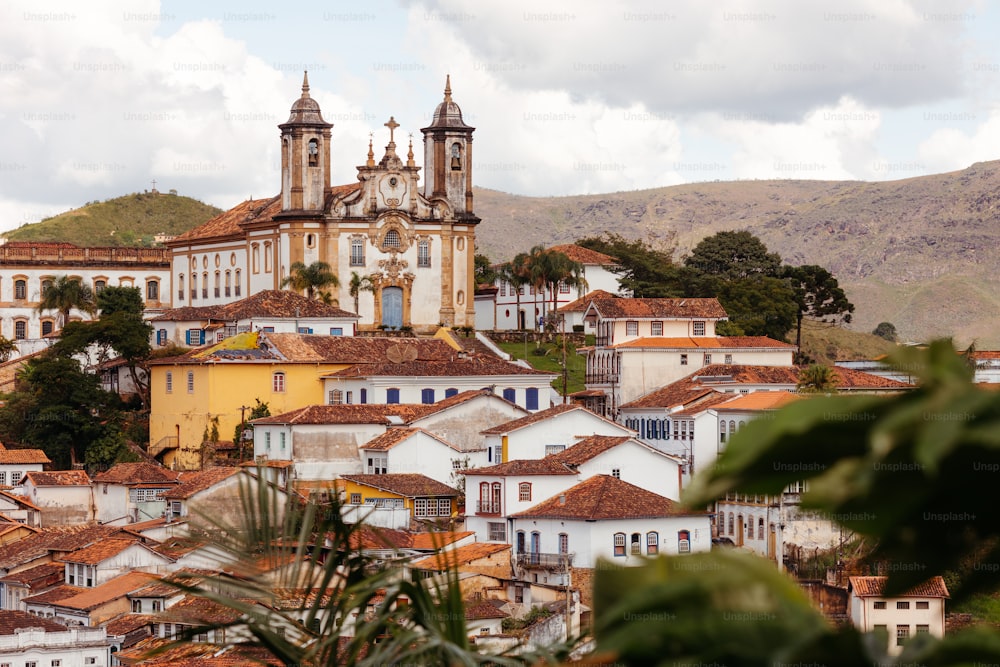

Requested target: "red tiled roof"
[
  {"left": 0, "top": 609, "right": 69, "bottom": 634},
  {"left": 104, "top": 612, "right": 158, "bottom": 636},
  {"left": 714, "top": 391, "right": 801, "bottom": 411},
  {"left": 619, "top": 377, "right": 719, "bottom": 410},
  {"left": 327, "top": 354, "right": 555, "bottom": 378},
  {"left": 0, "top": 489, "right": 42, "bottom": 511},
  {"left": 464, "top": 598, "right": 508, "bottom": 620},
  {"left": 23, "top": 470, "right": 91, "bottom": 486},
  {"left": 480, "top": 403, "right": 608, "bottom": 435},
  {"left": 340, "top": 474, "right": 458, "bottom": 498},
  {"left": 170, "top": 196, "right": 282, "bottom": 244},
  {"left": 549, "top": 435, "right": 632, "bottom": 465},
  {"left": 465, "top": 458, "right": 578, "bottom": 477},
  {"left": 547, "top": 244, "right": 618, "bottom": 265},
  {"left": 410, "top": 543, "right": 511, "bottom": 570},
  {"left": 0, "top": 562, "right": 65, "bottom": 586},
  {"left": 613, "top": 336, "right": 795, "bottom": 350},
  {"left": 0, "top": 446, "right": 50, "bottom": 464},
  {"left": 53, "top": 572, "right": 160, "bottom": 612},
  {"left": 163, "top": 467, "right": 242, "bottom": 500},
  {"left": 512, "top": 475, "right": 689, "bottom": 521},
  {"left": 363, "top": 428, "right": 419, "bottom": 451},
  {"left": 93, "top": 462, "right": 180, "bottom": 485},
  {"left": 558, "top": 289, "right": 618, "bottom": 313},
  {"left": 152, "top": 289, "right": 358, "bottom": 322},
  {"left": 253, "top": 403, "right": 429, "bottom": 426},
  {"left": 260, "top": 334, "right": 457, "bottom": 364},
  {"left": 589, "top": 297, "right": 727, "bottom": 320},
  {"left": 0, "top": 525, "right": 125, "bottom": 570},
  {"left": 670, "top": 391, "right": 737, "bottom": 416},
  {"left": 848, "top": 576, "right": 949, "bottom": 598},
  {"left": 22, "top": 584, "right": 86, "bottom": 606}
]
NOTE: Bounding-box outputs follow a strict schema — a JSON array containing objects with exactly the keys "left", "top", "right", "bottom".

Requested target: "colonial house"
[
  {"left": 148, "top": 332, "right": 545, "bottom": 470},
  {"left": 0, "top": 242, "right": 170, "bottom": 353},
  {"left": 25, "top": 570, "right": 159, "bottom": 627},
  {"left": 575, "top": 298, "right": 796, "bottom": 418},
  {"left": 161, "top": 466, "right": 252, "bottom": 528},
  {"left": 509, "top": 475, "right": 712, "bottom": 578},
  {"left": 92, "top": 462, "right": 181, "bottom": 526},
  {"left": 0, "top": 490, "right": 42, "bottom": 528},
  {"left": 16, "top": 471, "right": 94, "bottom": 526},
  {"left": 167, "top": 75, "right": 480, "bottom": 333},
  {"left": 488, "top": 245, "right": 622, "bottom": 332},
  {"left": 547, "top": 435, "right": 684, "bottom": 501},
  {"left": 61, "top": 537, "right": 173, "bottom": 588},
  {"left": 0, "top": 610, "right": 111, "bottom": 666},
  {"left": 555, "top": 289, "right": 617, "bottom": 333},
  {"left": 848, "top": 576, "right": 949, "bottom": 655},
  {"left": 410, "top": 543, "right": 513, "bottom": 581},
  {"left": 339, "top": 474, "right": 460, "bottom": 530},
  {"left": 360, "top": 428, "right": 468, "bottom": 486},
  {"left": 149, "top": 289, "right": 359, "bottom": 348},
  {"left": 479, "top": 403, "right": 634, "bottom": 465},
  {"left": 0, "top": 562, "right": 64, "bottom": 611},
  {"left": 0, "top": 443, "right": 50, "bottom": 488}
]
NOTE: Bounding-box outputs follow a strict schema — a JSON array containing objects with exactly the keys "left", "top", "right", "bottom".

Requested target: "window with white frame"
[
  {"left": 350, "top": 237, "right": 365, "bottom": 266},
  {"left": 626, "top": 320, "right": 638, "bottom": 336},
  {"left": 187, "top": 372, "right": 194, "bottom": 393},
  {"left": 559, "top": 281, "right": 570, "bottom": 293},
  {"left": 367, "top": 455, "right": 387, "bottom": 475},
  {"left": 693, "top": 321, "right": 706, "bottom": 336},
  {"left": 328, "top": 389, "right": 343, "bottom": 405},
  {"left": 488, "top": 522, "right": 506, "bottom": 542},
  {"left": 418, "top": 239, "right": 430, "bottom": 267},
  {"left": 350, "top": 493, "right": 362, "bottom": 504},
  {"left": 651, "top": 321, "right": 663, "bottom": 336},
  {"left": 896, "top": 625, "right": 909, "bottom": 646},
  {"left": 273, "top": 372, "right": 286, "bottom": 393},
  {"left": 559, "top": 533, "right": 569, "bottom": 553},
  {"left": 166, "top": 372, "right": 173, "bottom": 393},
  {"left": 437, "top": 498, "right": 452, "bottom": 516},
  {"left": 647, "top": 531, "right": 660, "bottom": 555},
  {"left": 725, "top": 354, "right": 733, "bottom": 364},
  {"left": 613, "top": 532, "right": 626, "bottom": 556},
  {"left": 703, "top": 353, "right": 712, "bottom": 366},
  {"left": 544, "top": 444, "right": 566, "bottom": 456}
]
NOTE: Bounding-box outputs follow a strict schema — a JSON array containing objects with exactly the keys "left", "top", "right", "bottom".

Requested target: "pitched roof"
[
  {"left": 619, "top": 376, "right": 720, "bottom": 410},
  {"left": 253, "top": 403, "right": 430, "bottom": 426},
  {"left": 613, "top": 336, "right": 796, "bottom": 350},
  {"left": 326, "top": 353, "right": 555, "bottom": 378},
  {"left": 52, "top": 572, "right": 159, "bottom": 612},
  {"left": 558, "top": 289, "right": 619, "bottom": 313},
  {"left": 588, "top": 297, "right": 727, "bottom": 320},
  {"left": 0, "top": 562, "right": 65, "bottom": 586},
  {"left": 92, "top": 462, "right": 180, "bottom": 485},
  {"left": 0, "top": 445, "right": 50, "bottom": 465},
  {"left": 480, "top": 403, "right": 606, "bottom": 435},
  {"left": 340, "top": 474, "right": 459, "bottom": 498},
  {"left": 0, "top": 609, "right": 69, "bottom": 634},
  {"left": 63, "top": 538, "right": 168, "bottom": 566},
  {"left": 547, "top": 244, "right": 618, "bottom": 265},
  {"left": 549, "top": 435, "right": 633, "bottom": 465},
  {"left": 348, "top": 527, "right": 473, "bottom": 551},
  {"left": 464, "top": 458, "right": 577, "bottom": 477},
  {"left": 512, "top": 475, "right": 689, "bottom": 521},
  {"left": 22, "top": 584, "right": 86, "bottom": 606},
  {"left": 163, "top": 467, "right": 242, "bottom": 500},
  {"left": 169, "top": 195, "right": 282, "bottom": 244},
  {"left": 410, "top": 543, "right": 511, "bottom": 570},
  {"left": 848, "top": 576, "right": 949, "bottom": 598},
  {"left": 152, "top": 289, "right": 358, "bottom": 322},
  {"left": 0, "top": 525, "right": 124, "bottom": 570},
  {"left": 0, "top": 489, "right": 42, "bottom": 511},
  {"left": 464, "top": 598, "right": 508, "bottom": 620},
  {"left": 714, "top": 391, "right": 802, "bottom": 411},
  {"left": 23, "top": 470, "right": 91, "bottom": 486}
]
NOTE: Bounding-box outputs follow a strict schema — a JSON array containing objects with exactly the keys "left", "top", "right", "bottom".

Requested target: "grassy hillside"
[
  {"left": 798, "top": 319, "right": 895, "bottom": 365},
  {"left": 3, "top": 192, "right": 222, "bottom": 247}
]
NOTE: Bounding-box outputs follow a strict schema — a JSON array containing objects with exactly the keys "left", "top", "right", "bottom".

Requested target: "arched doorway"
[{"left": 382, "top": 287, "right": 403, "bottom": 329}]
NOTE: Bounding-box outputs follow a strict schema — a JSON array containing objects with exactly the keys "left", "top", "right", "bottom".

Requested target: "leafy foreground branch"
[
  {"left": 592, "top": 340, "right": 1000, "bottom": 666},
  {"left": 157, "top": 472, "right": 571, "bottom": 666}
]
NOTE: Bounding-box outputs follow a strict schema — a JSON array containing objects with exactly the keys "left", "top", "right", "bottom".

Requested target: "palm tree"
[
  {"left": 348, "top": 271, "right": 374, "bottom": 315},
  {"left": 499, "top": 253, "right": 531, "bottom": 330},
  {"left": 797, "top": 364, "right": 839, "bottom": 393},
  {"left": 37, "top": 275, "right": 97, "bottom": 329},
  {"left": 521, "top": 246, "right": 588, "bottom": 329},
  {"left": 281, "top": 261, "right": 339, "bottom": 301}
]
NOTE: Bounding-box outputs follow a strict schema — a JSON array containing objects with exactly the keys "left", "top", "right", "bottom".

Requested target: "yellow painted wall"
[
  {"left": 149, "top": 361, "right": 349, "bottom": 470},
  {"left": 339, "top": 479, "right": 414, "bottom": 514}
]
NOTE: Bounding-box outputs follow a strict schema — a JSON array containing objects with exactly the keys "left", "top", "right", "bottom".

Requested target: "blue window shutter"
[
  {"left": 387, "top": 388, "right": 400, "bottom": 404},
  {"left": 502, "top": 388, "right": 516, "bottom": 403},
  {"left": 185, "top": 329, "right": 192, "bottom": 345},
  {"left": 525, "top": 388, "right": 539, "bottom": 410},
  {"left": 421, "top": 388, "right": 434, "bottom": 404},
  {"left": 157, "top": 329, "right": 166, "bottom": 345},
  {"left": 445, "top": 388, "right": 458, "bottom": 398},
  {"left": 360, "top": 388, "right": 368, "bottom": 404}
]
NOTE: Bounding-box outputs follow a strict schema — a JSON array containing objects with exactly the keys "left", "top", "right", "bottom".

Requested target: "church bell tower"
[
  {"left": 421, "top": 75, "right": 478, "bottom": 223},
  {"left": 279, "top": 72, "right": 333, "bottom": 213}
]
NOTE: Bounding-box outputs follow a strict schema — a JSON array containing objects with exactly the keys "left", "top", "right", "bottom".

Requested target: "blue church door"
[{"left": 382, "top": 287, "right": 403, "bottom": 329}]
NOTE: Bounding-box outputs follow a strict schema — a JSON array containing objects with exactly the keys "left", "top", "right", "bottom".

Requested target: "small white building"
[
  {"left": 62, "top": 538, "right": 174, "bottom": 588},
  {"left": 0, "top": 610, "right": 112, "bottom": 666},
  {"left": 92, "top": 462, "right": 181, "bottom": 526},
  {"left": 360, "top": 427, "right": 471, "bottom": 486},
  {"left": 16, "top": 471, "right": 94, "bottom": 526},
  {"left": 0, "top": 444, "right": 50, "bottom": 489},
  {"left": 848, "top": 576, "right": 949, "bottom": 656}
]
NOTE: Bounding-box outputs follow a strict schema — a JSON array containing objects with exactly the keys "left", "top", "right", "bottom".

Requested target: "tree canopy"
[
  {"left": 281, "top": 261, "right": 339, "bottom": 302},
  {"left": 684, "top": 230, "right": 783, "bottom": 281},
  {"left": 784, "top": 264, "right": 855, "bottom": 348},
  {"left": 578, "top": 232, "right": 684, "bottom": 297}
]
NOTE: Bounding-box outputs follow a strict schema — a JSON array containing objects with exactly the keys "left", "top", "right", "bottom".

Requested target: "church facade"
[{"left": 167, "top": 75, "right": 480, "bottom": 333}]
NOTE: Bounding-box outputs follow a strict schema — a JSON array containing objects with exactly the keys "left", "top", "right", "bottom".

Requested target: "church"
[{"left": 167, "top": 74, "right": 479, "bottom": 333}]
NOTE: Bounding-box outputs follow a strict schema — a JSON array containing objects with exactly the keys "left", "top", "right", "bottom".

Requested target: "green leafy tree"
[
  {"left": 348, "top": 271, "right": 374, "bottom": 315},
  {"left": 873, "top": 321, "right": 899, "bottom": 342},
  {"left": 235, "top": 399, "right": 270, "bottom": 458},
  {"left": 281, "top": 261, "right": 339, "bottom": 301},
  {"left": 784, "top": 264, "right": 855, "bottom": 349},
  {"left": 796, "top": 363, "right": 839, "bottom": 393},
  {"left": 711, "top": 276, "right": 797, "bottom": 340},
  {"left": 578, "top": 232, "right": 685, "bottom": 297},
  {"left": 474, "top": 252, "right": 497, "bottom": 285},
  {"left": 36, "top": 275, "right": 97, "bottom": 329},
  {"left": 593, "top": 340, "right": 1000, "bottom": 665},
  {"left": 0, "top": 336, "right": 16, "bottom": 363},
  {"left": 85, "top": 430, "right": 142, "bottom": 469},
  {"left": 685, "top": 230, "right": 783, "bottom": 281},
  {"left": 524, "top": 245, "right": 588, "bottom": 324}
]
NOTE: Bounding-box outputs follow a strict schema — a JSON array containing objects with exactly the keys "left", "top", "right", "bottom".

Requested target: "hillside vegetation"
[{"left": 3, "top": 192, "right": 221, "bottom": 247}]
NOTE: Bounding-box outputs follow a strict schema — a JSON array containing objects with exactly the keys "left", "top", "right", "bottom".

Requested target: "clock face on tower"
[{"left": 378, "top": 173, "right": 406, "bottom": 209}]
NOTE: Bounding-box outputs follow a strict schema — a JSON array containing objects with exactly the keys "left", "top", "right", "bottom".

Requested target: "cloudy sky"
[{"left": 0, "top": 0, "right": 997, "bottom": 233}]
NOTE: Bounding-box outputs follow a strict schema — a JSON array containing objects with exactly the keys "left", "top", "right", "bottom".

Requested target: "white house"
[
  {"left": 162, "top": 466, "right": 260, "bottom": 529},
  {"left": 361, "top": 427, "right": 470, "bottom": 486},
  {"left": 62, "top": 538, "right": 174, "bottom": 588},
  {"left": 848, "top": 576, "right": 949, "bottom": 656},
  {"left": 0, "top": 489, "right": 42, "bottom": 528},
  {"left": 510, "top": 475, "right": 712, "bottom": 575},
  {"left": 0, "top": 610, "right": 112, "bottom": 666},
  {"left": 16, "top": 471, "right": 94, "bottom": 526},
  {"left": 149, "top": 289, "right": 359, "bottom": 348},
  {"left": 548, "top": 435, "right": 684, "bottom": 501},
  {"left": 0, "top": 443, "right": 50, "bottom": 489},
  {"left": 92, "top": 462, "right": 181, "bottom": 526},
  {"left": 479, "top": 403, "right": 634, "bottom": 465}
]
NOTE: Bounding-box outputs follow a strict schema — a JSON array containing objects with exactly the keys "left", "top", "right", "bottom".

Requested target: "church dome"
[
  {"left": 282, "top": 72, "right": 331, "bottom": 127},
  {"left": 425, "top": 75, "right": 474, "bottom": 130}
]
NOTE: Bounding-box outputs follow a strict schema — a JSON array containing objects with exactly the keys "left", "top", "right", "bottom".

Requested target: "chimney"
[{"left": 558, "top": 493, "right": 566, "bottom": 505}]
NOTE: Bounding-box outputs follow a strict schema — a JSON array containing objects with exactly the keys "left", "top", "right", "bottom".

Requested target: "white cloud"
[{"left": 917, "top": 109, "right": 1000, "bottom": 172}]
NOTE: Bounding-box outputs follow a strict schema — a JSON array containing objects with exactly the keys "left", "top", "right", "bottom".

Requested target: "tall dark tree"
[
  {"left": 578, "top": 232, "right": 685, "bottom": 297},
  {"left": 474, "top": 253, "right": 497, "bottom": 285},
  {"left": 783, "top": 264, "right": 855, "bottom": 348},
  {"left": 522, "top": 245, "right": 587, "bottom": 324},
  {"left": 711, "top": 276, "right": 798, "bottom": 340},
  {"left": 684, "top": 230, "right": 783, "bottom": 281}
]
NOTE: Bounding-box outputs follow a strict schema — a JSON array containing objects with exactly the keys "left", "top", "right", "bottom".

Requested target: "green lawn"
[{"left": 496, "top": 337, "right": 590, "bottom": 396}]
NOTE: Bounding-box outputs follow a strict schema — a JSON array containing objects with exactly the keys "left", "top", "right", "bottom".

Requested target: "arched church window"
[
  {"left": 451, "top": 142, "right": 462, "bottom": 170},
  {"left": 383, "top": 229, "right": 401, "bottom": 250},
  {"left": 308, "top": 139, "right": 319, "bottom": 166}
]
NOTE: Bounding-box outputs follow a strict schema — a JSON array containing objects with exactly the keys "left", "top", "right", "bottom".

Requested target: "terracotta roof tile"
[
  {"left": 714, "top": 391, "right": 802, "bottom": 411},
  {"left": 362, "top": 428, "right": 419, "bottom": 451},
  {"left": 613, "top": 336, "right": 796, "bottom": 350},
  {"left": 549, "top": 435, "right": 632, "bottom": 465},
  {"left": 104, "top": 612, "right": 158, "bottom": 636},
  {"left": 558, "top": 289, "right": 618, "bottom": 313},
  {"left": 23, "top": 470, "right": 91, "bottom": 486},
  {"left": 0, "top": 489, "right": 42, "bottom": 511},
  {"left": 480, "top": 403, "right": 598, "bottom": 435},
  {"left": 161, "top": 594, "right": 244, "bottom": 625},
  {"left": 163, "top": 467, "right": 242, "bottom": 500},
  {"left": 340, "top": 474, "right": 459, "bottom": 498},
  {"left": 0, "top": 446, "right": 50, "bottom": 464},
  {"left": 512, "top": 475, "right": 691, "bottom": 521},
  {"left": 410, "top": 530, "right": 475, "bottom": 550},
  {"left": 22, "top": 584, "right": 86, "bottom": 606},
  {"left": 410, "top": 543, "right": 511, "bottom": 570},
  {"left": 0, "top": 562, "right": 65, "bottom": 586},
  {"left": 52, "top": 572, "right": 159, "bottom": 612},
  {"left": 253, "top": 403, "right": 429, "bottom": 426},
  {"left": 152, "top": 289, "right": 358, "bottom": 322},
  {"left": 347, "top": 527, "right": 473, "bottom": 551},
  {"left": 670, "top": 391, "right": 737, "bottom": 416},
  {"left": 464, "top": 459, "right": 577, "bottom": 476},
  {"left": 620, "top": 377, "right": 719, "bottom": 409},
  {"left": 327, "top": 354, "right": 555, "bottom": 378},
  {"left": 849, "top": 576, "right": 949, "bottom": 598},
  {"left": 93, "top": 462, "right": 180, "bottom": 485},
  {"left": 63, "top": 538, "right": 146, "bottom": 565},
  {"left": 0, "top": 525, "right": 125, "bottom": 570},
  {"left": 266, "top": 333, "right": 456, "bottom": 363},
  {"left": 547, "top": 244, "right": 619, "bottom": 265},
  {"left": 0, "top": 609, "right": 68, "bottom": 634},
  {"left": 464, "top": 598, "right": 508, "bottom": 620},
  {"left": 170, "top": 196, "right": 282, "bottom": 244},
  {"left": 589, "top": 297, "right": 727, "bottom": 320}
]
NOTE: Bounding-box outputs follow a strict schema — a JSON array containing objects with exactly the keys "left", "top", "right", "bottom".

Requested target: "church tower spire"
[
  {"left": 420, "top": 75, "right": 477, "bottom": 223},
  {"left": 278, "top": 71, "right": 333, "bottom": 212}
]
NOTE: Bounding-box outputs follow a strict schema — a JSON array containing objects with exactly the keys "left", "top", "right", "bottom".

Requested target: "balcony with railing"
[
  {"left": 514, "top": 552, "right": 574, "bottom": 570},
  {"left": 475, "top": 500, "right": 502, "bottom": 516},
  {"left": 584, "top": 372, "right": 618, "bottom": 385}
]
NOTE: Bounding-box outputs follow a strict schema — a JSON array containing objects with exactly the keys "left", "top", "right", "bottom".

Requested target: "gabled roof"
[
  {"left": 92, "top": 462, "right": 179, "bottom": 486},
  {"left": 163, "top": 467, "right": 242, "bottom": 500},
  {"left": 549, "top": 435, "right": 633, "bottom": 466},
  {"left": 252, "top": 404, "right": 432, "bottom": 426},
  {"left": 169, "top": 195, "right": 282, "bottom": 244},
  {"left": 558, "top": 289, "right": 619, "bottom": 313},
  {"left": 326, "top": 354, "right": 555, "bottom": 378},
  {"left": 612, "top": 336, "right": 795, "bottom": 350},
  {"left": 0, "top": 443, "right": 50, "bottom": 465},
  {"left": 51, "top": 571, "right": 160, "bottom": 612},
  {"left": 587, "top": 297, "right": 727, "bottom": 320},
  {"left": 410, "top": 543, "right": 511, "bottom": 571},
  {"left": 339, "top": 474, "right": 459, "bottom": 498},
  {"left": 848, "top": 576, "right": 949, "bottom": 598},
  {"left": 512, "top": 475, "right": 691, "bottom": 521},
  {"left": 63, "top": 537, "right": 158, "bottom": 565},
  {"left": 481, "top": 403, "right": 617, "bottom": 436},
  {"left": 547, "top": 244, "right": 618, "bottom": 265},
  {"left": 362, "top": 428, "right": 459, "bottom": 453},
  {"left": 464, "top": 459, "right": 577, "bottom": 477},
  {"left": 0, "top": 562, "right": 65, "bottom": 586},
  {"left": 22, "top": 470, "right": 91, "bottom": 486},
  {"left": 0, "top": 489, "right": 42, "bottom": 511},
  {"left": 714, "top": 391, "right": 801, "bottom": 411},
  {"left": 0, "top": 609, "right": 69, "bottom": 634},
  {"left": 348, "top": 527, "right": 473, "bottom": 551},
  {"left": 464, "top": 598, "right": 509, "bottom": 620},
  {"left": 0, "top": 525, "right": 125, "bottom": 571},
  {"left": 619, "top": 376, "right": 720, "bottom": 410},
  {"left": 152, "top": 289, "right": 358, "bottom": 322}
]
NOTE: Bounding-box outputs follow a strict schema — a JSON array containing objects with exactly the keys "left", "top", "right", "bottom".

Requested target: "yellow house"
[
  {"left": 148, "top": 333, "right": 457, "bottom": 470},
  {"left": 338, "top": 473, "right": 459, "bottom": 526}
]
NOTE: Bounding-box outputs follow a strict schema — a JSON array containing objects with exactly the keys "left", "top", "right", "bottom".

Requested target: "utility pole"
[{"left": 239, "top": 404, "right": 251, "bottom": 461}]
